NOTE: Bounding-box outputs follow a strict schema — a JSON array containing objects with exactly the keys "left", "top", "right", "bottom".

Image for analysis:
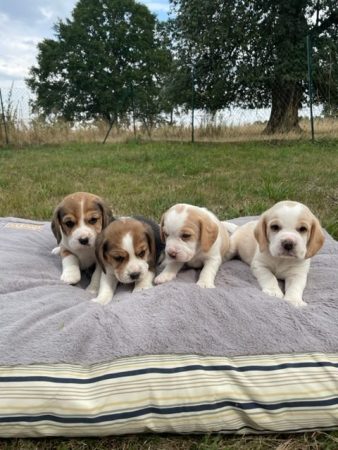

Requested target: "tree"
[
  {"left": 313, "top": 16, "right": 338, "bottom": 117},
  {"left": 170, "top": 0, "right": 338, "bottom": 133},
  {"left": 27, "top": 0, "right": 170, "bottom": 126}
]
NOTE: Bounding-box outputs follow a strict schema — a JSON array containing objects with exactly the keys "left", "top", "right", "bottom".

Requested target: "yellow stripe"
[{"left": 1, "top": 352, "right": 337, "bottom": 377}]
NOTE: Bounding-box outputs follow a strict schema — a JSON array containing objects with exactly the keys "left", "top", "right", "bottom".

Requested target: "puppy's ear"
[
  {"left": 199, "top": 216, "right": 218, "bottom": 253},
  {"left": 97, "top": 199, "right": 113, "bottom": 229},
  {"left": 159, "top": 214, "right": 166, "bottom": 242},
  {"left": 306, "top": 217, "right": 325, "bottom": 258},
  {"left": 95, "top": 233, "right": 108, "bottom": 273},
  {"left": 254, "top": 214, "right": 268, "bottom": 252},
  {"left": 144, "top": 224, "right": 156, "bottom": 268},
  {"left": 51, "top": 206, "right": 62, "bottom": 244}
]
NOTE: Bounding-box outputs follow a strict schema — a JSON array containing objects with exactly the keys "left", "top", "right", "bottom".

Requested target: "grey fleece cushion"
[{"left": 0, "top": 216, "right": 337, "bottom": 366}]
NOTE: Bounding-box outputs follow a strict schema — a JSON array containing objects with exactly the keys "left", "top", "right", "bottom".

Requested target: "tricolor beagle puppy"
[
  {"left": 51, "top": 192, "right": 112, "bottom": 290},
  {"left": 154, "top": 204, "right": 231, "bottom": 288},
  {"left": 92, "top": 217, "right": 164, "bottom": 305},
  {"left": 229, "top": 200, "right": 325, "bottom": 307}
]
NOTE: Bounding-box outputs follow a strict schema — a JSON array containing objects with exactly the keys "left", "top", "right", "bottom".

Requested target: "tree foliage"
[
  {"left": 27, "top": 0, "right": 171, "bottom": 124},
  {"left": 169, "top": 0, "right": 338, "bottom": 132}
]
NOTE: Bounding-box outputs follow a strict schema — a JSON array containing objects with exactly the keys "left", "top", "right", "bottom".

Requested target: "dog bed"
[{"left": 0, "top": 216, "right": 337, "bottom": 437}]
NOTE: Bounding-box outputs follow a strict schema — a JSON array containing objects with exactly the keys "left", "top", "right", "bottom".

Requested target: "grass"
[
  {"left": 1, "top": 432, "right": 338, "bottom": 450},
  {"left": 0, "top": 139, "right": 337, "bottom": 449},
  {"left": 0, "top": 139, "right": 337, "bottom": 238},
  {"left": 2, "top": 116, "right": 338, "bottom": 147}
]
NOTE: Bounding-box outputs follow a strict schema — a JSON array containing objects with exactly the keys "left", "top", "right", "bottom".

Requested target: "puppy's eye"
[
  {"left": 113, "top": 256, "right": 124, "bottom": 263},
  {"left": 181, "top": 233, "right": 191, "bottom": 240},
  {"left": 137, "top": 250, "right": 146, "bottom": 258},
  {"left": 65, "top": 220, "right": 75, "bottom": 228},
  {"left": 298, "top": 226, "right": 308, "bottom": 233},
  {"left": 270, "top": 224, "right": 280, "bottom": 232},
  {"left": 88, "top": 217, "right": 98, "bottom": 225}
]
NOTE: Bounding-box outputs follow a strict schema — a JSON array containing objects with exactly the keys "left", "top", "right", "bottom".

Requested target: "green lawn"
[
  {"left": 0, "top": 139, "right": 337, "bottom": 238},
  {"left": 0, "top": 139, "right": 337, "bottom": 450}
]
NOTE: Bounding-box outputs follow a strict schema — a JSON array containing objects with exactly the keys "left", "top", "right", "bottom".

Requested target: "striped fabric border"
[{"left": 0, "top": 352, "right": 337, "bottom": 437}]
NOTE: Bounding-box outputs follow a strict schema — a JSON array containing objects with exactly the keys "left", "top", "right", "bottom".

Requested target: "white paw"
[
  {"left": 133, "top": 283, "right": 153, "bottom": 292},
  {"left": 91, "top": 294, "right": 113, "bottom": 305},
  {"left": 86, "top": 284, "right": 99, "bottom": 295},
  {"left": 154, "top": 272, "right": 176, "bottom": 285},
  {"left": 197, "top": 279, "right": 215, "bottom": 289},
  {"left": 61, "top": 266, "right": 81, "bottom": 285},
  {"left": 262, "top": 287, "right": 284, "bottom": 298},
  {"left": 284, "top": 295, "right": 307, "bottom": 308},
  {"left": 51, "top": 246, "right": 61, "bottom": 255}
]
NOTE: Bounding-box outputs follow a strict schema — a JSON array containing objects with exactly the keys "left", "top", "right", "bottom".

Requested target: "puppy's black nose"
[
  {"left": 130, "top": 272, "right": 141, "bottom": 280},
  {"left": 79, "top": 237, "right": 89, "bottom": 245},
  {"left": 282, "top": 240, "right": 294, "bottom": 251}
]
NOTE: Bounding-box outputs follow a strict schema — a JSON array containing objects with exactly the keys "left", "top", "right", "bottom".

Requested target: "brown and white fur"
[
  {"left": 154, "top": 204, "right": 231, "bottom": 288},
  {"left": 51, "top": 192, "right": 112, "bottom": 291},
  {"left": 229, "top": 201, "right": 325, "bottom": 307},
  {"left": 92, "top": 217, "right": 164, "bottom": 305}
]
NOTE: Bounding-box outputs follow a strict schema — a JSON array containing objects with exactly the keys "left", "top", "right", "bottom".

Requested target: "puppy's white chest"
[
  {"left": 272, "top": 258, "right": 310, "bottom": 279},
  {"left": 186, "top": 256, "right": 204, "bottom": 269}
]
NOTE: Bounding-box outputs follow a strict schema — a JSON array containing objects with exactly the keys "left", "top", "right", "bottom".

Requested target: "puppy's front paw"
[
  {"left": 262, "top": 287, "right": 284, "bottom": 298},
  {"left": 284, "top": 294, "right": 307, "bottom": 308},
  {"left": 86, "top": 279, "right": 100, "bottom": 295},
  {"left": 197, "top": 279, "right": 215, "bottom": 289},
  {"left": 61, "top": 266, "right": 81, "bottom": 285},
  {"left": 86, "top": 285, "right": 99, "bottom": 295},
  {"left": 154, "top": 272, "right": 176, "bottom": 285},
  {"left": 133, "top": 283, "right": 152, "bottom": 293},
  {"left": 91, "top": 295, "right": 113, "bottom": 305}
]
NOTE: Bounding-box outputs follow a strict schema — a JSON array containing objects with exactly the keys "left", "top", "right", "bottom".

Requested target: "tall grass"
[{"left": 1, "top": 111, "right": 338, "bottom": 147}]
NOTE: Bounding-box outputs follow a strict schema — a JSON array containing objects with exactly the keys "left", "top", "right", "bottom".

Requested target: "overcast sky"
[{"left": 0, "top": 0, "right": 170, "bottom": 88}]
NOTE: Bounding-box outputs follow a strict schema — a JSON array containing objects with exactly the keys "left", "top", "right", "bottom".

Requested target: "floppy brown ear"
[
  {"left": 199, "top": 216, "right": 218, "bottom": 253},
  {"left": 95, "top": 233, "right": 108, "bottom": 273},
  {"left": 97, "top": 199, "right": 113, "bottom": 229},
  {"left": 306, "top": 218, "right": 325, "bottom": 258},
  {"left": 144, "top": 224, "right": 156, "bottom": 268},
  {"left": 254, "top": 214, "right": 268, "bottom": 252},
  {"left": 51, "top": 206, "right": 62, "bottom": 244},
  {"left": 159, "top": 214, "right": 166, "bottom": 242}
]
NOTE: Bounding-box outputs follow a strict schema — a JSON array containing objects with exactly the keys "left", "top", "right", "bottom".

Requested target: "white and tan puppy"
[
  {"left": 93, "top": 217, "right": 164, "bottom": 305},
  {"left": 229, "top": 201, "right": 325, "bottom": 307},
  {"left": 51, "top": 192, "right": 112, "bottom": 289},
  {"left": 154, "top": 204, "right": 230, "bottom": 288}
]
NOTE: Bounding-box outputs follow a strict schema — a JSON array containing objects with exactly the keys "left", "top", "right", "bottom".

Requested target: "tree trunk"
[{"left": 264, "top": 81, "right": 302, "bottom": 134}]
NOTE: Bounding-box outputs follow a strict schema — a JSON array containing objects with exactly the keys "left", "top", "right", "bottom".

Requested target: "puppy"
[
  {"left": 92, "top": 217, "right": 164, "bottom": 305},
  {"left": 229, "top": 201, "right": 325, "bottom": 307},
  {"left": 51, "top": 192, "right": 112, "bottom": 290},
  {"left": 154, "top": 204, "right": 230, "bottom": 288}
]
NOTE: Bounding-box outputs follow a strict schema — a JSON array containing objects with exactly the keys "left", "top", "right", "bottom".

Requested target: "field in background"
[
  {"left": 1, "top": 109, "right": 338, "bottom": 147},
  {"left": 0, "top": 139, "right": 337, "bottom": 449},
  {"left": 0, "top": 140, "right": 337, "bottom": 237}
]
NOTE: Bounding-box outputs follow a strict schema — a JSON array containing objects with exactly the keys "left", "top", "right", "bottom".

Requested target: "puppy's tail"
[{"left": 222, "top": 221, "right": 238, "bottom": 235}]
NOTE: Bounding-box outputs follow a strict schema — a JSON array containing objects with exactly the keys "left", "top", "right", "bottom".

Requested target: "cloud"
[
  {"left": 0, "top": 13, "right": 41, "bottom": 87},
  {"left": 0, "top": 0, "right": 169, "bottom": 87},
  {"left": 0, "top": 1, "right": 77, "bottom": 87}
]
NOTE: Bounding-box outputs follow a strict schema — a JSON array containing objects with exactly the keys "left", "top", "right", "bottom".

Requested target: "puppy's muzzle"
[
  {"left": 129, "top": 271, "right": 141, "bottom": 281},
  {"left": 281, "top": 239, "right": 294, "bottom": 251},
  {"left": 167, "top": 249, "right": 178, "bottom": 259},
  {"left": 79, "top": 237, "right": 89, "bottom": 246}
]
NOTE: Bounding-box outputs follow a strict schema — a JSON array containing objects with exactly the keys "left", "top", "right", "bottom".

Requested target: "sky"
[{"left": 0, "top": 0, "right": 170, "bottom": 88}]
